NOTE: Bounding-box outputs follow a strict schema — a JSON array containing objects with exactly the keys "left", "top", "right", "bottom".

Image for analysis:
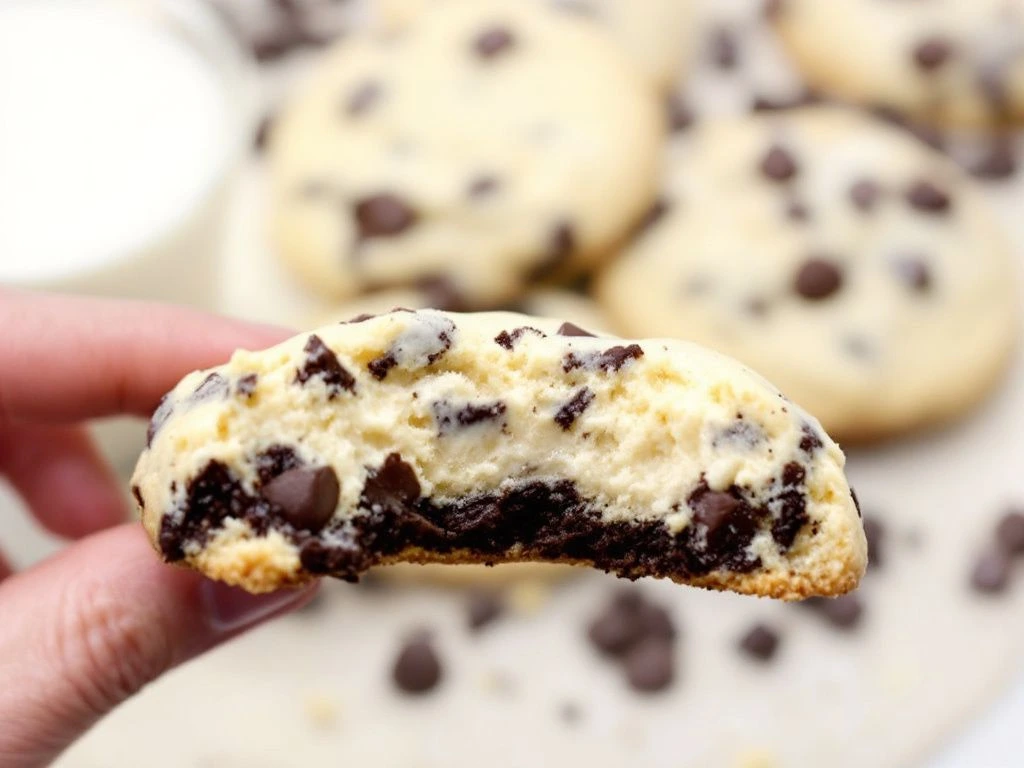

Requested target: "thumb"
[{"left": 0, "top": 525, "right": 315, "bottom": 768}]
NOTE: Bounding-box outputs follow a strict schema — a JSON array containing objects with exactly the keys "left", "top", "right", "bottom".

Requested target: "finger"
[
  {"left": 0, "top": 289, "right": 292, "bottom": 424},
  {"left": 0, "top": 525, "right": 316, "bottom": 767},
  {"left": 0, "top": 424, "right": 126, "bottom": 538}
]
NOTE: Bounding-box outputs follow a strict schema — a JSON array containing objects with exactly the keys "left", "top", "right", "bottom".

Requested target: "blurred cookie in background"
[
  {"left": 210, "top": 0, "right": 363, "bottom": 63},
  {"left": 374, "top": 0, "right": 696, "bottom": 90},
  {"left": 771, "top": 0, "right": 1024, "bottom": 129},
  {"left": 597, "top": 107, "right": 1018, "bottom": 443},
  {"left": 268, "top": 0, "right": 664, "bottom": 308}
]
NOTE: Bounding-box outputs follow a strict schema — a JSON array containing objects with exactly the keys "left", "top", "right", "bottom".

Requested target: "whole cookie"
[
  {"left": 596, "top": 107, "right": 1018, "bottom": 442},
  {"left": 771, "top": 0, "right": 1024, "bottom": 128},
  {"left": 375, "top": 0, "right": 696, "bottom": 90},
  {"left": 269, "top": 0, "right": 664, "bottom": 308}
]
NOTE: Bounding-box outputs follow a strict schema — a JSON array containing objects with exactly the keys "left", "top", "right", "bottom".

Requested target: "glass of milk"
[{"left": 0, "top": 0, "right": 257, "bottom": 476}]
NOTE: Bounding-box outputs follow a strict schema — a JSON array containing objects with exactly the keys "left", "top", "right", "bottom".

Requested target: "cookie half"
[
  {"left": 597, "top": 107, "right": 1018, "bottom": 442},
  {"left": 269, "top": 0, "right": 664, "bottom": 308},
  {"left": 132, "top": 309, "right": 865, "bottom": 599}
]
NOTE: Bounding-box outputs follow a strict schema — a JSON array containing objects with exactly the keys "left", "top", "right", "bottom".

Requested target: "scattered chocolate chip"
[
  {"left": 786, "top": 199, "right": 810, "bottom": 221},
  {"left": 255, "top": 445, "right": 303, "bottom": 486},
  {"left": 905, "top": 180, "right": 951, "bottom": 213},
  {"left": 805, "top": 594, "right": 863, "bottom": 629},
  {"left": 556, "top": 321, "right": 595, "bottom": 337},
  {"left": 347, "top": 313, "right": 376, "bottom": 323},
  {"left": 467, "top": 591, "right": 504, "bottom": 632},
  {"left": 554, "top": 387, "right": 595, "bottom": 430},
  {"left": 794, "top": 257, "right": 843, "bottom": 300},
  {"left": 760, "top": 144, "right": 798, "bottom": 182},
  {"left": 971, "top": 548, "right": 1013, "bottom": 594},
  {"left": 392, "top": 633, "right": 443, "bottom": 694},
  {"left": 346, "top": 80, "right": 382, "bottom": 116},
  {"left": 623, "top": 637, "right": 674, "bottom": 693},
  {"left": 467, "top": 174, "right": 500, "bottom": 199},
  {"left": 416, "top": 275, "right": 468, "bottom": 312},
  {"left": 236, "top": 373, "right": 258, "bottom": 398},
  {"left": 972, "top": 137, "right": 1017, "bottom": 180},
  {"left": 849, "top": 178, "right": 882, "bottom": 212},
  {"left": 433, "top": 399, "right": 507, "bottom": 434},
  {"left": 146, "top": 394, "right": 174, "bottom": 448},
  {"left": 495, "top": 326, "right": 545, "bottom": 350},
  {"left": 367, "top": 352, "right": 397, "bottom": 380},
  {"left": 191, "top": 372, "right": 228, "bottom": 403},
  {"left": 913, "top": 37, "right": 953, "bottom": 72},
  {"left": 587, "top": 589, "right": 675, "bottom": 657},
  {"left": 529, "top": 221, "right": 575, "bottom": 281},
  {"left": 738, "top": 623, "right": 780, "bottom": 662},
  {"left": 264, "top": 466, "right": 340, "bottom": 531},
  {"left": 474, "top": 25, "right": 516, "bottom": 59},
  {"left": 709, "top": 26, "right": 739, "bottom": 70},
  {"left": 799, "top": 424, "right": 823, "bottom": 454},
  {"left": 361, "top": 453, "right": 421, "bottom": 515},
  {"left": 564, "top": 344, "right": 644, "bottom": 373},
  {"left": 891, "top": 256, "right": 932, "bottom": 292},
  {"left": 665, "top": 95, "right": 694, "bottom": 133},
  {"left": 354, "top": 194, "right": 418, "bottom": 239},
  {"left": 996, "top": 511, "right": 1024, "bottom": 555},
  {"left": 692, "top": 491, "right": 741, "bottom": 535},
  {"left": 254, "top": 113, "right": 274, "bottom": 152},
  {"left": 296, "top": 335, "right": 356, "bottom": 397},
  {"left": 863, "top": 515, "right": 886, "bottom": 570}
]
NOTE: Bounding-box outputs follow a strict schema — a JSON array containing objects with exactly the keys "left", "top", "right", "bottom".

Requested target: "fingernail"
[{"left": 200, "top": 580, "right": 314, "bottom": 633}]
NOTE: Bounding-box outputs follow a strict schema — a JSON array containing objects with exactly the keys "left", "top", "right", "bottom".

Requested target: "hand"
[{"left": 0, "top": 290, "right": 316, "bottom": 768}]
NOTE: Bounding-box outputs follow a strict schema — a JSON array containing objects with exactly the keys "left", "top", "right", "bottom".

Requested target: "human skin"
[{"left": 0, "top": 290, "right": 316, "bottom": 767}]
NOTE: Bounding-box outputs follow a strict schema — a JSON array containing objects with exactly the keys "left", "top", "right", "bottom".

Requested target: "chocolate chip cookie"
[{"left": 132, "top": 309, "right": 865, "bottom": 598}]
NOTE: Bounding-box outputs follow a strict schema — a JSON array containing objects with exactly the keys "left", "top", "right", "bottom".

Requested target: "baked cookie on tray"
[
  {"left": 131, "top": 309, "right": 866, "bottom": 599},
  {"left": 268, "top": 0, "right": 663, "bottom": 308},
  {"left": 597, "top": 107, "right": 1018, "bottom": 442}
]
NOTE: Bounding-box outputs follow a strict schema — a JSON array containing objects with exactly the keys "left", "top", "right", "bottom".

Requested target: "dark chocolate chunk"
[
  {"left": 474, "top": 25, "right": 516, "bottom": 59},
  {"left": 806, "top": 593, "right": 863, "bottom": 629},
  {"left": 347, "top": 313, "right": 377, "bottom": 324},
  {"left": 996, "top": 511, "right": 1024, "bottom": 555},
  {"left": 557, "top": 321, "right": 595, "bottom": 338},
  {"left": 353, "top": 194, "right": 418, "bottom": 239},
  {"left": 971, "top": 548, "right": 1012, "bottom": 594},
  {"left": 913, "top": 37, "right": 953, "bottom": 72},
  {"left": 432, "top": 399, "right": 507, "bottom": 434},
  {"left": 688, "top": 481, "right": 764, "bottom": 569},
  {"left": 563, "top": 344, "right": 644, "bottom": 373},
  {"left": 362, "top": 453, "right": 421, "bottom": 515},
  {"left": 236, "top": 373, "right": 258, "bottom": 398},
  {"left": 160, "top": 461, "right": 250, "bottom": 561},
  {"left": 296, "top": 334, "right": 356, "bottom": 397},
  {"left": 255, "top": 445, "right": 304, "bottom": 486},
  {"left": 863, "top": 515, "right": 885, "bottom": 570},
  {"left": 771, "top": 469, "right": 809, "bottom": 551},
  {"left": 793, "top": 257, "right": 843, "bottom": 300},
  {"left": 416, "top": 275, "right": 468, "bottom": 312},
  {"left": 849, "top": 178, "right": 882, "bottom": 212},
  {"left": 623, "top": 637, "right": 674, "bottom": 693},
  {"left": 799, "top": 424, "right": 823, "bottom": 454},
  {"left": 264, "top": 466, "right": 340, "bottom": 531},
  {"left": 191, "top": 372, "right": 228, "bottom": 403},
  {"left": 346, "top": 80, "right": 382, "bottom": 116},
  {"left": 738, "top": 623, "right": 780, "bottom": 662},
  {"left": 665, "top": 94, "right": 694, "bottom": 133},
  {"left": 892, "top": 256, "right": 932, "bottom": 292},
  {"left": 392, "top": 633, "right": 443, "bottom": 694},
  {"left": 554, "top": 387, "right": 595, "bottom": 430},
  {"left": 971, "top": 137, "right": 1017, "bottom": 180},
  {"left": 760, "top": 144, "right": 798, "bottom": 182},
  {"left": 467, "top": 174, "right": 500, "bottom": 199},
  {"left": 709, "top": 26, "right": 739, "bottom": 70},
  {"left": 254, "top": 113, "right": 274, "bottom": 153},
  {"left": 146, "top": 394, "right": 174, "bottom": 448},
  {"left": 367, "top": 352, "right": 397, "bottom": 380},
  {"left": 905, "top": 180, "right": 951, "bottom": 213},
  {"left": 588, "top": 603, "right": 643, "bottom": 656},
  {"left": 467, "top": 591, "right": 504, "bottom": 632},
  {"left": 528, "top": 221, "right": 576, "bottom": 281},
  {"left": 692, "top": 491, "right": 741, "bottom": 535},
  {"left": 494, "top": 326, "right": 544, "bottom": 350}
]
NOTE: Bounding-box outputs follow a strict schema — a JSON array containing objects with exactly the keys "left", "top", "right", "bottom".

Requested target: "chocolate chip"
[
  {"left": 554, "top": 387, "right": 595, "bottom": 430},
  {"left": 264, "top": 466, "right": 340, "bottom": 531},
  {"left": 805, "top": 594, "right": 864, "bottom": 629},
  {"left": 467, "top": 591, "right": 504, "bottom": 632},
  {"left": 692, "top": 491, "right": 741, "bottom": 535},
  {"left": 346, "top": 80, "right": 382, "bottom": 116},
  {"left": 623, "top": 637, "right": 674, "bottom": 693},
  {"left": 863, "top": 515, "right": 886, "bottom": 570},
  {"left": 416, "top": 275, "right": 468, "bottom": 312},
  {"left": 191, "top": 372, "right": 228, "bottom": 403},
  {"left": 913, "top": 37, "right": 953, "bottom": 72},
  {"left": 763, "top": 0, "right": 784, "bottom": 19},
  {"left": 564, "top": 344, "right": 644, "bottom": 373},
  {"left": 236, "top": 374, "right": 258, "bottom": 398},
  {"left": 367, "top": 352, "right": 397, "bottom": 380},
  {"left": 636, "top": 198, "right": 671, "bottom": 233},
  {"left": 709, "top": 26, "right": 739, "bottom": 70},
  {"left": 972, "top": 138, "right": 1017, "bottom": 180},
  {"left": 131, "top": 484, "right": 144, "bottom": 510},
  {"left": 587, "top": 589, "right": 672, "bottom": 656},
  {"left": 432, "top": 400, "right": 507, "bottom": 434},
  {"left": 392, "top": 633, "right": 443, "bottom": 694},
  {"left": 353, "top": 194, "right": 417, "bottom": 239},
  {"left": 474, "top": 25, "right": 516, "bottom": 59},
  {"left": 529, "top": 221, "right": 575, "bottom": 281},
  {"left": 255, "top": 445, "right": 303, "bottom": 486},
  {"left": 786, "top": 199, "right": 810, "bottom": 222},
  {"left": 971, "top": 548, "right": 1013, "bottom": 594},
  {"left": 905, "top": 180, "right": 951, "bottom": 213},
  {"left": 793, "top": 257, "right": 843, "bottom": 300},
  {"left": 665, "top": 95, "right": 694, "bottom": 133},
  {"left": 588, "top": 604, "right": 643, "bottom": 656},
  {"left": 849, "top": 178, "right": 882, "bottom": 212},
  {"left": 467, "top": 174, "right": 500, "bottom": 198},
  {"left": 760, "top": 145, "right": 798, "bottom": 182},
  {"left": 557, "top": 322, "right": 595, "bottom": 337},
  {"left": 799, "top": 424, "right": 823, "bottom": 454},
  {"left": 891, "top": 256, "right": 932, "bottom": 292},
  {"left": 361, "top": 453, "right": 421, "bottom": 515},
  {"left": 146, "top": 394, "right": 174, "bottom": 448},
  {"left": 996, "top": 511, "right": 1024, "bottom": 555},
  {"left": 738, "top": 623, "right": 780, "bottom": 662},
  {"left": 494, "top": 326, "right": 544, "bottom": 350},
  {"left": 296, "top": 335, "right": 356, "bottom": 397},
  {"left": 254, "top": 113, "right": 274, "bottom": 152},
  {"left": 347, "top": 313, "right": 376, "bottom": 324}
]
